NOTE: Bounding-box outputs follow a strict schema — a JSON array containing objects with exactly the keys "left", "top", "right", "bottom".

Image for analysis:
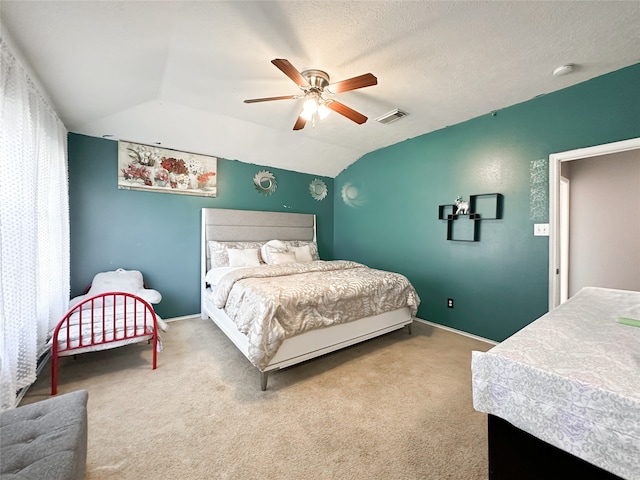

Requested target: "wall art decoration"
[
  {"left": 253, "top": 170, "right": 277, "bottom": 195},
  {"left": 529, "top": 158, "right": 548, "bottom": 221},
  {"left": 309, "top": 178, "right": 328, "bottom": 201},
  {"left": 118, "top": 141, "right": 217, "bottom": 197},
  {"left": 454, "top": 196, "right": 470, "bottom": 214},
  {"left": 341, "top": 182, "right": 366, "bottom": 207}
]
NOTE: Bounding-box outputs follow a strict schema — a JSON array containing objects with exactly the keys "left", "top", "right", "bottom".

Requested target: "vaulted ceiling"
[{"left": 2, "top": 1, "right": 639, "bottom": 177}]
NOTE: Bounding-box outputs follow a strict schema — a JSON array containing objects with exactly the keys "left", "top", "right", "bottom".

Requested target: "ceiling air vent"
[{"left": 375, "top": 108, "right": 407, "bottom": 125}]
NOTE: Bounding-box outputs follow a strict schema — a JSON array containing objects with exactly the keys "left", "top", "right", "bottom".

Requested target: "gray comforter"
[{"left": 211, "top": 260, "right": 420, "bottom": 369}]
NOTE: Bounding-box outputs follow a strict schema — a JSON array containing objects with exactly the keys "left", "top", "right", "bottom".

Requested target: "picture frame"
[{"left": 118, "top": 141, "right": 217, "bottom": 197}]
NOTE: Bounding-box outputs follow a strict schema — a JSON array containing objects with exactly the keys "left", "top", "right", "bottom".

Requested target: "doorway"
[{"left": 548, "top": 137, "right": 640, "bottom": 310}]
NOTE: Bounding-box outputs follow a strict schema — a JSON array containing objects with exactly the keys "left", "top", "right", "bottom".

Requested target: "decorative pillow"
[
  {"left": 69, "top": 268, "right": 162, "bottom": 308},
  {"left": 227, "top": 248, "right": 261, "bottom": 267},
  {"left": 260, "top": 240, "right": 288, "bottom": 265},
  {"left": 208, "top": 241, "right": 265, "bottom": 268},
  {"left": 291, "top": 245, "right": 313, "bottom": 263},
  {"left": 270, "top": 252, "right": 297, "bottom": 265},
  {"left": 282, "top": 240, "right": 320, "bottom": 261}
]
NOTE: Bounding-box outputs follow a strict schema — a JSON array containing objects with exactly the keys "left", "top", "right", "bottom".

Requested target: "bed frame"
[
  {"left": 200, "top": 207, "right": 412, "bottom": 390},
  {"left": 473, "top": 287, "right": 639, "bottom": 479},
  {"left": 488, "top": 415, "right": 623, "bottom": 479},
  {"left": 51, "top": 292, "right": 158, "bottom": 395}
]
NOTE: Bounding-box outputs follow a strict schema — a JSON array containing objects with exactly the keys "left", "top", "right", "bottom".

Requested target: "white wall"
[{"left": 564, "top": 150, "right": 640, "bottom": 295}]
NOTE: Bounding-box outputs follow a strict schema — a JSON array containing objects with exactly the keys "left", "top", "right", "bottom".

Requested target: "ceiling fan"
[{"left": 244, "top": 58, "right": 377, "bottom": 130}]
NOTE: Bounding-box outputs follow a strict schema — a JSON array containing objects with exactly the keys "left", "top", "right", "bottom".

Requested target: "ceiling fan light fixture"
[
  {"left": 303, "top": 97, "right": 318, "bottom": 115},
  {"left": 245, "top": 59, "right": 376, "bottom": 130},
  {"left": 317, "top": 103, "right": 331, "bottom": 120},
  {"left": 302, "top": 69, "right": 330, "bottom": 89}
]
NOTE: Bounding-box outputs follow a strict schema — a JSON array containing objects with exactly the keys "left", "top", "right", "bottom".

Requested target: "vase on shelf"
[
  {"left": 154, "top": 168, "right": 169, "bottom": 187},
  {"left": 176, "top": 173, "right": 190, "bottom": 190},
  {"left": 189, "top": 173, "right": 199, "bottom": 189}
]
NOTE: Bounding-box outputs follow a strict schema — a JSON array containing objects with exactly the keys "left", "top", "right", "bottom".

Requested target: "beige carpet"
[{"left": 23, "top": 318, "right": 493, "bottom": 480}]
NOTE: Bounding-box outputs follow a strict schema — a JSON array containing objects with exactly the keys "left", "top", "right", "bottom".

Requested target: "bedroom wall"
[
  {"left": 334, "top": 63, "right": 640, "bottom": 342},
  {"left": 67, "top": 134, "right": 334, "bottom": 319}
]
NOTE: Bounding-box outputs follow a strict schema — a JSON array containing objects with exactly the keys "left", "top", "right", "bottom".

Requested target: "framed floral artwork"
[{"left": 117, "top": 141, "right": 217, "bottom": 197}]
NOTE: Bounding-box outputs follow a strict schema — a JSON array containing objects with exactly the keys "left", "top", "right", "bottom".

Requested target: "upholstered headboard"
[{"left": 200, "top": 208, "right": 317, "bottom": 311}]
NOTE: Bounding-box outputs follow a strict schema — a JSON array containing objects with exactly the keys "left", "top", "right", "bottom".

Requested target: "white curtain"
[{"left": 0, "top": 38, "right": 70, "bottom": 410}]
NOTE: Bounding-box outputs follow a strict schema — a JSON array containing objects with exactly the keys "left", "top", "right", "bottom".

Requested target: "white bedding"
[
  {"left": 205, "top": 266, "right": 242, "bottom": 287},
  {"left": 208, "top": 260, "right": 420, "bottom": 369},
  {"left": 472, "top": 287, "right": 640, "bottom": 479}
]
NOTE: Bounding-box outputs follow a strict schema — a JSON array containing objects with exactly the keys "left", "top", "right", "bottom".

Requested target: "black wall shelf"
[{"left": 439, "top": 193, "right": 503, "bottom": 241}]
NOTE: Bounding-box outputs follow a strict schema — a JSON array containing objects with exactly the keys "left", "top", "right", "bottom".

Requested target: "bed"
[
  {"left": 201, "top": 208, "right": 420, "bottom": 390},
  {"left": 50, "top": 269, "right": 168, "bottom": 395},
  {"left": 472, "top": 287, "right": 640, "bottom": 480}
]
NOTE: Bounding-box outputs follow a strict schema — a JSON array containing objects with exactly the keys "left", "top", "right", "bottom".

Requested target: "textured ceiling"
[{"left": 2, "top": 1, "right": 639, "bottom": 177}]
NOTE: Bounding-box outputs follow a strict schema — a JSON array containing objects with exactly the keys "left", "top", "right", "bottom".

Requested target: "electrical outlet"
[{"left": 447, "top": 298, "right": 454, "bottom": 309}]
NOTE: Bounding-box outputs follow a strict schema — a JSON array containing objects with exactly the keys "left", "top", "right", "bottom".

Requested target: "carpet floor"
[{"left": 23, "top": 318, "right": 493, "bottom": 479}]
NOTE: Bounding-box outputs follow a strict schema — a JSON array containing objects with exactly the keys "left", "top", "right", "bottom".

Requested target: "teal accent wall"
[
  {"left": 334, "top": 63, "right": 640, "bottom": 342},
  {"left": 68, "top": 134, "right": 334, "bottom": 319}
]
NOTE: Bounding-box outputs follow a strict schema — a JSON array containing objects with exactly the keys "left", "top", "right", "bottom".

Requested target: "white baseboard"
[
  {"left": 414, "top": 318, "right": 498, "bottom": 346},
  {"left": 163, "top": 313, "right": 201, "bottom": 323}
]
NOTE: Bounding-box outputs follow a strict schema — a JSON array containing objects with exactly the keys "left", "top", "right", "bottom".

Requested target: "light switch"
[{"left": 534, "top": 223, "right": 549, "bottom": 236}]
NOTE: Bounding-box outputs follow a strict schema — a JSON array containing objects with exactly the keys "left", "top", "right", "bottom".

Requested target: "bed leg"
[
  {"left": 260, "top": 371, "right": 268, "bottom": 391},
  {"left": 407, "top": 323, "right": 412, "bottom": 335},
  {"left": 51, "top": 353, "right": 58, "bottom": 396}
]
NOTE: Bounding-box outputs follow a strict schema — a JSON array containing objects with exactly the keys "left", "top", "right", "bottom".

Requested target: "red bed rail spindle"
[{"left": 51, "top": 291, "right": 159, "bottom": 395}]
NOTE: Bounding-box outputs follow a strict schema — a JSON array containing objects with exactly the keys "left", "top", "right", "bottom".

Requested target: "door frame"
[
  {"left": 548, "top": 137, "right": 640, "bottom": 310},
  {"left": 559, "top": 176, "right": 570, "bottom": 304}
]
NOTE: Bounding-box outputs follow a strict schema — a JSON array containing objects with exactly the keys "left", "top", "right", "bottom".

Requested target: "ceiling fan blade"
[
  {"left": 326, "top": 100, "right": 368, "bottom": 124},
  {"left": 326, "top": 73, "right": 377, "bottom": 94},
  {"left": 272, "top": 58, "right": 309, "bottom": 88},
  {"left": 244, "top": 95, "right": 297, "bottom": 104},
  {"left": 293, "top": 115, "right": 306, "bottom": 130}
]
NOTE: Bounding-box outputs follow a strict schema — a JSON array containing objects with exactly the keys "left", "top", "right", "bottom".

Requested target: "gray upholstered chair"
[{"left": 0, "top": 390, "right": 88, "bottom": 479}]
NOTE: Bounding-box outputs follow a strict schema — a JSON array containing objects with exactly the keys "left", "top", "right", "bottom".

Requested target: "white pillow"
[
  {"left": 69, "top": 268, "right": 161, "bottom": 308},
  {"left": 292, "top": 245, "right": 313, "bottom": 263},
  {"left": 270, "top": 251, "right": 297, "bottom": 264},
  {"left": 208, "top": 241, "right": 264, "bottom": 267},
  {"left": 90, "top": 268, "right": 144, "bottom": 295},
  {"left": 261, "top": 240, "right": 287, "bottom": 264},
  {"left": 227, "top": 248, "right": 261, "bottom": 267}
]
